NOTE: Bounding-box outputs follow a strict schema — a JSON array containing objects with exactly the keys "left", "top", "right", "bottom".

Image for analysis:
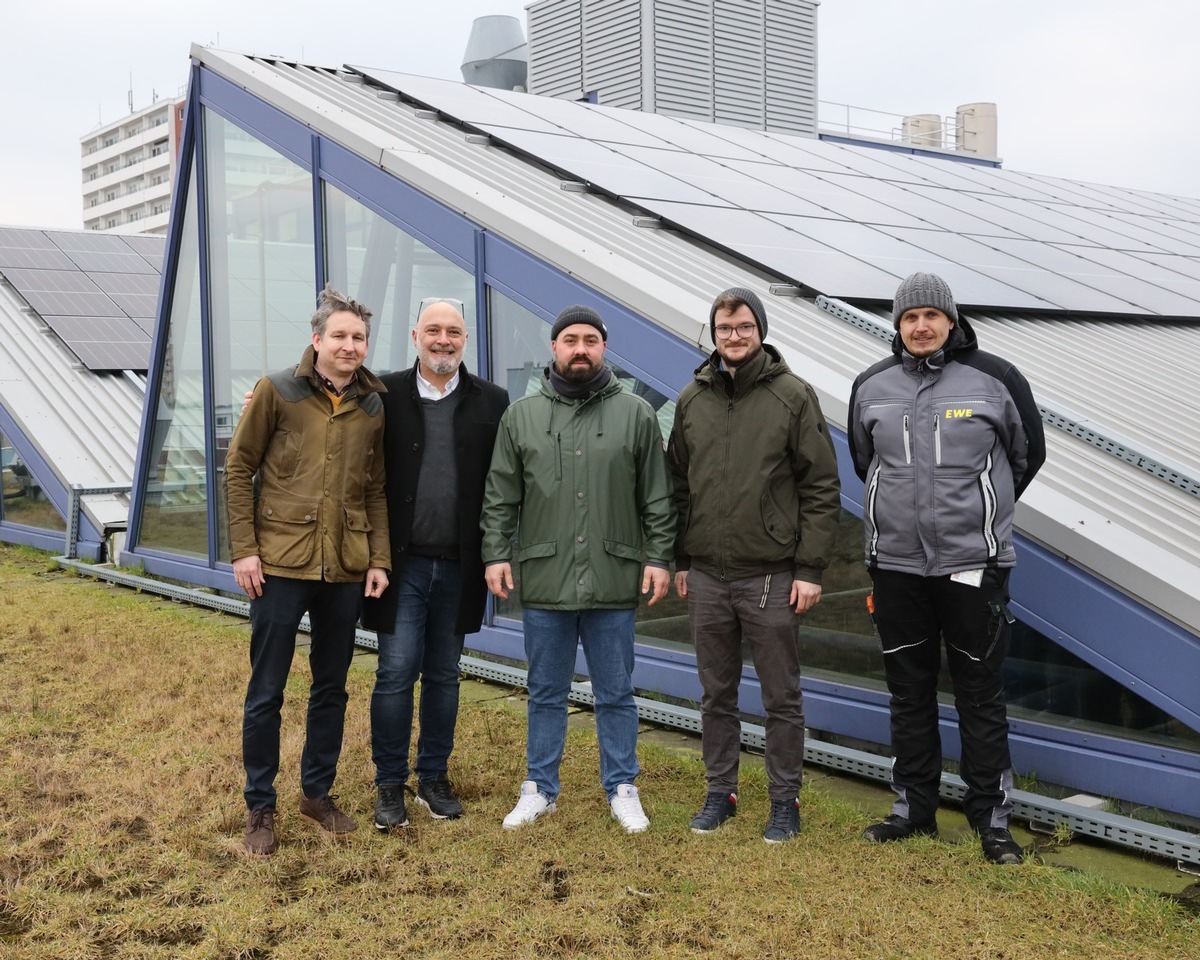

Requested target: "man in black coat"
[{"left": 361, "top": 297, "right": 509, "bottom": 829}]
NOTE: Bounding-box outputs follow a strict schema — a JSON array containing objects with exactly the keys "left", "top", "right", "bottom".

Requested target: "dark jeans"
[
  {"left": 688, "top": 568, "right": 806, "bottom": 801},
  {"left": 242, "top": 576, "right": 361, "bottom": 810},
  {"left": 870, "top": 567, "right": 1015, "bottom": 830},
  {"left": 370, "top": 556, "right": 465, "bottom": 786}
]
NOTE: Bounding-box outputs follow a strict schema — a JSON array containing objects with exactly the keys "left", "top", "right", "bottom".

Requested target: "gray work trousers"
[{"left": 687, "top": 567, "right": 805, "bottom": 801}]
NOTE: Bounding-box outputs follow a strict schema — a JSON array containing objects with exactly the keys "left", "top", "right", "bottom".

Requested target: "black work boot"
[{"left": 862, "top": 813, "right": 938, "bottom": 843}]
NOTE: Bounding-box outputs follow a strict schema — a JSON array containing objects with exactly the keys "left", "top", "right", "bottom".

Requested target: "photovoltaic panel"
[
  {"left": 65, "top": 249, "right": 158, "bottom": 274},
  {"left": 41, "top": 315, "right": 151, "bottom": 371}
]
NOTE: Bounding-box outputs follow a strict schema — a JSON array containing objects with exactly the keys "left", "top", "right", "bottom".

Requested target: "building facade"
[
  {"left": 81, "top": 96, "right": 185, "bottom": 235},
  {"left": 122, "top": 48, "right": 1200, "bottom": 830}
]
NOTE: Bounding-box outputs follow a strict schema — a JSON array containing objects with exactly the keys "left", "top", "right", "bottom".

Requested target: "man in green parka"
[
  {"left": 669, "top": 287, "right": 841, "bottom": 844},
  {"left": 481, "top": 305, "right": 675, "bottom": 834}
]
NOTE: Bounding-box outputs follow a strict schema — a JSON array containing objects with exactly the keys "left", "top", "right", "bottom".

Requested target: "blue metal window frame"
[
  {"left": 125, "top": 63, "right": 1200, "bottom": 818},
  {"left": 0, "top": 403, "right": 83, "bottom": 552}
]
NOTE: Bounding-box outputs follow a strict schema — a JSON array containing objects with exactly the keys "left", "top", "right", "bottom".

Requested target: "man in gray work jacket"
[
  {"left": 481, "top": 305, "right": 675, "bottom": 834},
  {"left": 849, "top": 272, "right": 1045, "bottom": 865},
  {"left": 669, "top": 287, "right": 841, "bottom": 844}
]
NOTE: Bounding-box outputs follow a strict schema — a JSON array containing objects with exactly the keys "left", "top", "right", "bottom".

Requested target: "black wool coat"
[{"left": 361, "top": 362, "right": 509, "bottom": 636}]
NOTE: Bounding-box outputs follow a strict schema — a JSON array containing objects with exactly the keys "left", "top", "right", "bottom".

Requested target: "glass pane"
[
  {"left": 323, "top": 182, "right": 476, "bottom": 375},
  {"left": 203, "top": 110, "right": 317, "bottom": 564},
  {"left": 0, "top": 437, "right": 65, "bottom": 532},
  {"left": 486, "top": 288, "right": 677, "bottom": 631},
  {"left": 136, "top": 165, "right": 209, "bottom": 558},
  {"left": 803, "top": 512, "right": 1199, "bottom": 755}
]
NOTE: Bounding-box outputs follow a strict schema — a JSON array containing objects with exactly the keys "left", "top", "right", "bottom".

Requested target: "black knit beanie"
[
  {"left": 551, "top": 304, "right": 608, "bottom": 341},
  {"left": 709, "top": 286, "right": 768, "bottom": 341}
]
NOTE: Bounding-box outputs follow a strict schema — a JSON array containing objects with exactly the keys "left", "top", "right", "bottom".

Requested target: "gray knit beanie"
[
  {"left": 551, "top": 304, "right": 608, "bottom": 341},
  {"left": 710, "top": 286, "right": 768, "bottom": 341},
  {"left": 892, "top": 272, "right": 958, "bottom": 328}
]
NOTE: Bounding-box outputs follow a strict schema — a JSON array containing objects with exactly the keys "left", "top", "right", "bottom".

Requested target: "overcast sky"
[{"left": 3, "top": 0, "right": 1197, "bottom": 230}]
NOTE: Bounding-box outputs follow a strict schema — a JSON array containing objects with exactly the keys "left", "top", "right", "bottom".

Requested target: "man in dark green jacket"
[
  {"left": 669, "top": 287, "right": 841, "bottom": 843},
  {"left": 481, "top": 305, "right": 675, "bottom": 834}
]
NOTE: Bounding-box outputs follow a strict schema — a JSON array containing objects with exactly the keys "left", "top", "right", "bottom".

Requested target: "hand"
[
  {"left": 233, "top": 555, "right": 265, "bottom": 599},
  {"left": 791, "top": 579, "right": 822, "bottom": 615},
  {"left": 364, "top": 567, "right": 389, "bottom": 598},
  {"left": 642, "top": 565, "right": 669, "bottom": 606},
  {"left": 485, "top": 562, "right": 513, "bottom": 599},
  {"left": 674, "top": 569, "right": 689, "bottom": 599},
  {"left": 241, "top": 390, "right": 254, "bottom": 416}
]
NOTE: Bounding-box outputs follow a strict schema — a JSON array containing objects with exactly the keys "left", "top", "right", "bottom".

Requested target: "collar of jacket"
[
  {"left": 694, "top": 342, "right": 784, "bottom": 397},
  {"left": 298, "top": 344, "right": 387, "bottom": 397}
]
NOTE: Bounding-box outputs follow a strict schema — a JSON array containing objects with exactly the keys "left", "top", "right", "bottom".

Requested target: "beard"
[
  {"left": 556, "top": 355, "right": 602, "bottom": 383},
  {"left": 421, "top": 348, "right": 459, "bottom": 376}
]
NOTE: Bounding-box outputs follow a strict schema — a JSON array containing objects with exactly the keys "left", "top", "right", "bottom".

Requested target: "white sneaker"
[
  {"left": 502, "top": 780, "right": 555, "bottom": 829},
  {"left": 610, "top": 783, "right": 650, "bottom": 834}
]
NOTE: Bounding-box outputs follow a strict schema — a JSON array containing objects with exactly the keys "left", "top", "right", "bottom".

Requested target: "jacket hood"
[
  {"left": 890, "top": 314, "right": 978, "bottom": 365},
  {"left": 693, "top": 342, "right": 789, "bottom": 393}
]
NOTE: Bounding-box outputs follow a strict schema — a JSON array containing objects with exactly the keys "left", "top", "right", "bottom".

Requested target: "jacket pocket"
[
  {"left": 342, "top": 506, "right": 372, "bottom": 574},
  {"left": 257, "top": 495, "right": 318, "bottom": 569},
  {"left": 760, "top": 491, "right": 796, "bottom": 547},
  {"left": 516, "top": 540, "right": 557, "bottom": 562},
  {"left": 602, "top": 539, "right": 642, "bottom": 562}
]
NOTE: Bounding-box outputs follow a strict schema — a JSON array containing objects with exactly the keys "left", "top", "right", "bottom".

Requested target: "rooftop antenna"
[{"left": 128, "top": 73, "right": 133, "bottom": 114}]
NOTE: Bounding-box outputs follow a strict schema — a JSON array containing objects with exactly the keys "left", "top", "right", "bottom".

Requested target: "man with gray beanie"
[
  {"left": 668, "top": 287, "right": 841, "bottom": 843},
  {"left": 481, "top": 304, "right": 675, "bottom": 833},
  {"left": 849, "top": 272, "right": 1045, "bottom": 864}
]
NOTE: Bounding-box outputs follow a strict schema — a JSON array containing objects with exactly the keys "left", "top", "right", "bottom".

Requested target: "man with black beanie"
[
  {"left": 481, "top": 304, "right": 675, "bottom": 834},
  {"left": 668, "top": 286, "right": 841, "bottom": 843},
  {"left": 849, "top": 271, "right": 1045, "bottom": 864}
]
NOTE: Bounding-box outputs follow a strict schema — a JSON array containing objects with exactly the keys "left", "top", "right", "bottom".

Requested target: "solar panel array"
[
  {"left": 355, "top": 67, "right": 1200, "bottom": 318},
  {"left": 0, "top": 228, "right": 165, "bottom": 371}
]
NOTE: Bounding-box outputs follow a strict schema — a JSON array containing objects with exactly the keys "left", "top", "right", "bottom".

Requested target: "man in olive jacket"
[
  {"left": 481, "top": 305, "right": 675, "bottom": 834},
  {"left": 360, "top": 298, "right": 509, "bottom": 830},
  {"left": 669, "top": 287, "right": 841, "bottom": 844},
  {"left": 226, "top": 286, "right": 390, "bottom": 857}
]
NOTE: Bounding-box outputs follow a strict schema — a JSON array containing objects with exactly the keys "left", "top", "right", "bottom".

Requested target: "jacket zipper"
[
  {"left": 902, "top": 414, "right": 912, "bottom": 464},
  {"left": 934, "top": 413, "right": 942, "bottom": 465}
]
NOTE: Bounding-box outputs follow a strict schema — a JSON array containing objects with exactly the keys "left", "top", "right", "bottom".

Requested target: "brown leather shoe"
[
  {"left": 299, "top": 793, "right": 357, "bottom": 835},
  {"left": 244, "top": 808, "right": 277, "bottom": 856}
]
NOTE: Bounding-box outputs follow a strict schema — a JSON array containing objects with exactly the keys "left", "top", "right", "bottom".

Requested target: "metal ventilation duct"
[{"left": 461, "top": 15, "right": 528, "bottom": 91}]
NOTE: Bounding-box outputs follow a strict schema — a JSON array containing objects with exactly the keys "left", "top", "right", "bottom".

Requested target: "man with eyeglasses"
[
  {"left": 361, "top": 297, "right": 509, "bottom": 829},
  {"left": 668, "top": 287, "right": 841, "bottom": 843}
]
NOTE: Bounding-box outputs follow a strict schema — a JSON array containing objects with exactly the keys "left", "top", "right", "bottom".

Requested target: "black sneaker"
[
  {"left": 980, "top": 827, "right": 1023, "bottom": 865},
  {"left": 862, "top": 813, "right": 938, "bottom": 843},
  {"left": 416, "top": 774, "right": 464, "bottom": 820},
  {"left": 763, "top": 797, "right": 801, "bottom": 844},
  {"left": 374, "top": 784, "right": 409, "bottom": 831},
  {"left": 689, "top": 791, "right": 737, "bottom": 833}
]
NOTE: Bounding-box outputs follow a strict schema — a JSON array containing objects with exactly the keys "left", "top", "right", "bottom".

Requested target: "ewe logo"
[{"left": 944, "top": 408, "right": 973, "bottom": 418}]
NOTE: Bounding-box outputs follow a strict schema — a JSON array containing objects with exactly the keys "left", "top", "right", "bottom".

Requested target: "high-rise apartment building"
[{"left": 81, "top": 96, "right": 185, "bottom": 234}]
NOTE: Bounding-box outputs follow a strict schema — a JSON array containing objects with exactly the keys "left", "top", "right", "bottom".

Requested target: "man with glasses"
[
  {"left": 361, "top": 297, "right": 509, "bottom": 829},
  {"left": 668, "top": 287, "right": 841, "bottom": 843}
]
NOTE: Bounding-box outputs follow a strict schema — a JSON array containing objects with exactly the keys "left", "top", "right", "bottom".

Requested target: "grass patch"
[{"left": 0, "top": 543, "right": 1196, "bottom": 958}]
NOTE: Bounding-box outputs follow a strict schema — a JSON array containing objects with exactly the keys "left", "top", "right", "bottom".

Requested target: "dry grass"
[{"left": 0, "top": 544, "right": 1197, "bottom": 959}]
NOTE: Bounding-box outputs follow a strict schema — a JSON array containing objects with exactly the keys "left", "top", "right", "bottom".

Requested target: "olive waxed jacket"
[{"left": 225, "top": 345, "right": 390, "bottom": 582}]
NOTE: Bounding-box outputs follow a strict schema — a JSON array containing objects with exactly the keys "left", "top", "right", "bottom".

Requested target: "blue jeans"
[
  {"left": 243, "top": 576, "right": 360, "bottom": 810},
  {"left": 522, "top": 607, "right": 640, "bottom": 801},
  {"left": 370, "top": 556, "right": 465, "bottom": 786}
]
